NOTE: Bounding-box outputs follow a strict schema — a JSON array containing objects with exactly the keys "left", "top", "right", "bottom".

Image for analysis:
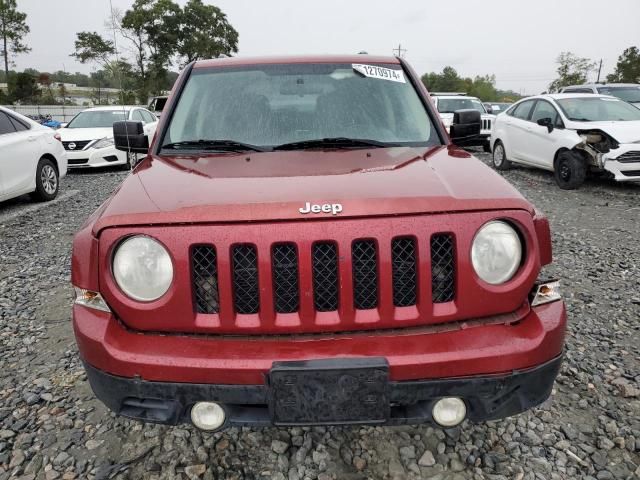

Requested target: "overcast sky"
[{"left": 14, "top": 0, "right": 640, "bottom": 94}]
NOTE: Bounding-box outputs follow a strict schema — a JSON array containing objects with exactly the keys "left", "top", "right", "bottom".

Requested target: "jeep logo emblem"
[{"left": 299, "top": 202, "right": 343, "bottom": 215}]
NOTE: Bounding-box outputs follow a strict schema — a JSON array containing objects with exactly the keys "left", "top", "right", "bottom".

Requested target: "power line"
[{"left": 393, "top": 44, "right": 407, "bottom": 58}]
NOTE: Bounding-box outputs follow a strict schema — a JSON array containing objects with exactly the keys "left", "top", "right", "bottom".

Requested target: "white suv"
[
  {"left": 431, "top": 93, "right": 495, "bottom": 151},
  {"left": 560, "top": 83, "right": 640, "bottom": 108}
]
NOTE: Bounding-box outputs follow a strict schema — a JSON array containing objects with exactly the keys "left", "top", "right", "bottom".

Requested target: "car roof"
[
  {"left": 525, "top": 93, "right": 616, "bottom": 101},
  {"left": 194, "top": 54, "right": 401, "bottom": 69},
  {"left": 432, "top": 95, "right": 480, "bottom": 100},
  {"left": 81, "top": 106, "right": 140, "bottom": 112},
  {"left": 563, "top": 83, "right": 640, "bottom": 89}
]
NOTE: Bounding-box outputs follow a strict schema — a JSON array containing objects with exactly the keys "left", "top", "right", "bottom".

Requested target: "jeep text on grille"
[{"left": 71, "top": 55, "right": 566, "bottom": 432}]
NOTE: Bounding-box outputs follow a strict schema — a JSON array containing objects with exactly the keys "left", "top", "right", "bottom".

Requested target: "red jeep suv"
[{"left": 71, "top": 55, "right": 566, "bottom": 431}]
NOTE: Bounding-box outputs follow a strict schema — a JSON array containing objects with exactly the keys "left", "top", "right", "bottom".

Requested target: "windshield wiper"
[
  {"left": 273, "top": 137, "right": 396, "bottom": 151},
  {"left": 161, "top": 139, "right": 267, "bottom": 152}
]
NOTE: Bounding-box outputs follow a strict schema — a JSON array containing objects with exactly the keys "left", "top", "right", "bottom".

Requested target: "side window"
[
  {"left": 132, "top": 110, "right": 145, "bottom": 123},
  {"left": 0, "top": 112, "right": 17, "bottom": 135},
  {"left": 142, "top": 110, "right": 156, "bottom": 123},
  {"left": 530, "top": 100, "right": 560, "bottom": 124},
  {"left": 8, "top": 115, "right": 29, "bottom": 132},
  {"left": 512, "top": 100, "right": 535, "bottom": 120}
]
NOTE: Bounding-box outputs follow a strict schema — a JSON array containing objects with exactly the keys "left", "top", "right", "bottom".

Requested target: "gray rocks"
[
  {"left": 271, "top": 439, "right": 290, "bottom": 455},
  {"left": 418, "top": 449, "right": 436, "bottom": 467},
  {"left": 0, "top": 150, "right": 639, "bottom": 480}
]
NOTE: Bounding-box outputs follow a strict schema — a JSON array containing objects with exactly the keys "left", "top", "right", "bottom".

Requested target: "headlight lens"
[
  {"left": 92, "top": 137, "right": 115, "bottom": 149},
  {"left": 471, "top": 221, "right": 522, "bottom": 284},
  {"left": 112, "top": 236, "right": 173, "bottom": 301}
]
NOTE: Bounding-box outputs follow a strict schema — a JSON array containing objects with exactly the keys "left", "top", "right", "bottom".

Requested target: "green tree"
[
  {"left": 549, "top": 52, "right": 596, "bottom": 92},
  {"left": 468, "top": 75, "right": 497, "bottom": 101},
  {"left": 71, "top": 31, "right": 115, "bottom": 69},
  {"left": 607, "top": 46, "right": 640, "bottom": 83},
  {"left": 119, "top": 0, "right": 182, "bottom": 101},
  {"left": 421, "top": 67, "right": 510, "bottom": 102},
  {"left": 178, "top": 0, "right": 238, "bottom": 64},
  {"left": 8, "top": 72, "right": 39, "bottom": 103},
  {"left": 0, "top": 0, "right": 30, "bottom": 83}
]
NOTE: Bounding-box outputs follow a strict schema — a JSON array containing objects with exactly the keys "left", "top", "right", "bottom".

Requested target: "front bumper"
[
  {"left": 74, "top": 300, "right": 566, "bottom": 426},
  {"left": 84, "top": 354, "right": 563, "bottom": 428},
  {"left": 602, "top": 146, "right": 640, "bottom": 182},
  {"left": 65, "top": 145, "right": 127, "bottom": 168}
]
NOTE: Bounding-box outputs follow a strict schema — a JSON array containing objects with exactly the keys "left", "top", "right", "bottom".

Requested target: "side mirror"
[
  {"left": 536, "top": 117, "right": 554, "bottom": 133},
  {"left": 449, "top": 109, "right": 481, "bottom": 146},
  {"left": 113, "top": 121, "right": 149, "bottom": 154}
]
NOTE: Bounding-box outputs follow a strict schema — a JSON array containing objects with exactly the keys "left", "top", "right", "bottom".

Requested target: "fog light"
[
  {"left": 432, "top": 397, "right": 466, "bottom": 427},
  {"left": 191, "top": 402, "right": 225, "bottom": 431}
]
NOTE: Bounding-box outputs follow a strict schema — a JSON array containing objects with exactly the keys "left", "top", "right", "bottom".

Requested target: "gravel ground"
[{"left": 0, "top": 152, "right": 639, "bottom": 480}]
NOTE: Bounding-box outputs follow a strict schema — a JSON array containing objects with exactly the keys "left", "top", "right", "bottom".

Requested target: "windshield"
[
  {"left": 596, "top": 86, "right": 640, "bottom": 103},
  {"left": 436, "top": 98, "right": 486, "bottom": 114},
  {"left": 66, "top": 110, "right": 127, "bottom": 128},
  {"left": 162, "top": 63, "right": 438, "bottom": 150},
  {"left": 556, "top": 97, "right": 640, "bottom": 122}
]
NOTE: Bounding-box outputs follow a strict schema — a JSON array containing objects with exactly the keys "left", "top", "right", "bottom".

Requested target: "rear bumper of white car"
[
  {"left": 66, "top": 146, "right": 127, "bottom": 168},
  {"left": 602, "top": 147, "right": 640, "bottom": 182}
]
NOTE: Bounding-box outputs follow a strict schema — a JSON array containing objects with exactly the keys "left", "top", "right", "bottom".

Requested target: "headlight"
[
  {"left": 92, "top": 137, "right": 115, "bottom": 149},
  {"left": 112, "top": 236, "right": 173, "bottom": 301},
  {"left": 471, "top": 221, "right": 522, "bottom": 285}
]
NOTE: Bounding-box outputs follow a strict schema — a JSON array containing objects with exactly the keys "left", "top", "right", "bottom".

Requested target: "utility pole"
[
  {"left": 596, "top": 59, "right": 603, "bottom": 83},
  {"left": 393, "top": 44, "right": 407, "bottom": 58}
]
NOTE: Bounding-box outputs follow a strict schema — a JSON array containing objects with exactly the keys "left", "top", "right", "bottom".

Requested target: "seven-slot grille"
[
  {"left": 482, "top": 119, "right": 492, "bottom": 131},
  {"left": 616, "top": 151, "right": 640, "bottom": 163},
  {"left": 62, "top": 140, "right": 92, "bottom": 151},
  {"left": 191, "top": 234, "right": 455, "bottom": 316}
]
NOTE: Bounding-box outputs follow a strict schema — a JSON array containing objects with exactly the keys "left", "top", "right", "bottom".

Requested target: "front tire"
[
  {"left": 492, "top": 141, "right": 511, "bottom": 171},
  {"left": 554, "top": 151, "right": 586, "bottom": 190},
  {"left": 32, "top": 158, "right": 59, "bottom": 202}
]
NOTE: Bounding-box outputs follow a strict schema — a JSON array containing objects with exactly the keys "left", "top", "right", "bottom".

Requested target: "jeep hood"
[{"left": 92, "top": 146, "right": 533, "bottom": 233}]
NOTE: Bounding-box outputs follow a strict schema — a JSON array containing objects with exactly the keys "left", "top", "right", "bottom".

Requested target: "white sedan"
[
  {"left": 0, "top": 106, "right": 67, "bottom": 203},
  {"left": 490, "top": 93, "right": 640, "bottom": 189},
  {"left": 59, "top": 106, "right": 158, "bottom": 169}
]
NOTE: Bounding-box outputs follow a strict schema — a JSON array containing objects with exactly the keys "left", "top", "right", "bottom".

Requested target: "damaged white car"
[{"left": 490, "top": 93, "right": 640, "bottom": 189}]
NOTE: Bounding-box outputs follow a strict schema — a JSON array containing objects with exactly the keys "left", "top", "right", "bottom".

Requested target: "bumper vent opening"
[
  {"left": 352, "top": 240, "right": 378, "bottom": 310},
  {"left": 392, "top": 237, "right": 417, "bottom": 307},
  {"left": 431, "top": 234, "right": 455, "bottom": 303},
  {"left": 232, "top": 245, "right": 260, "bottom": 314},
  {"left": 312, "top": 242, "right": 339, "bottom": 312},
  {"left": 192, "top": 245, "right": 219, "bottom": 314},
  {"left": 272, "top": 243, "right": 300, "bottom": 313}
]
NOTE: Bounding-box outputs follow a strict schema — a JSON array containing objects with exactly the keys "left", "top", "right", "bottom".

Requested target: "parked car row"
[
  {"left": 0, "top": 106, "right": 68, "bottom": 203},
  {"left": 489, "top": 93, "right": 640, "bottom": 189},
  {"left": 0, "top": 105, "right": 158, "bottom": 205}
]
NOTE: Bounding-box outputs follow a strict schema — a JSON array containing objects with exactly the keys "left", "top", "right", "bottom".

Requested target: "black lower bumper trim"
[{"left": 83, "top": 354, "right": 562, "bottom": 429}]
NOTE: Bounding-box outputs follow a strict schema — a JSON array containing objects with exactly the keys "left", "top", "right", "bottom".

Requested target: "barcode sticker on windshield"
[{"left": 352, "top": 64, "right": 406, "bottom": 83}]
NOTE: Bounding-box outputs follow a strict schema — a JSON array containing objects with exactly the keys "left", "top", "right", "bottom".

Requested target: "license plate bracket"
[{"left": 268, "top": 358, "right": 389, "bottom": 425}]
